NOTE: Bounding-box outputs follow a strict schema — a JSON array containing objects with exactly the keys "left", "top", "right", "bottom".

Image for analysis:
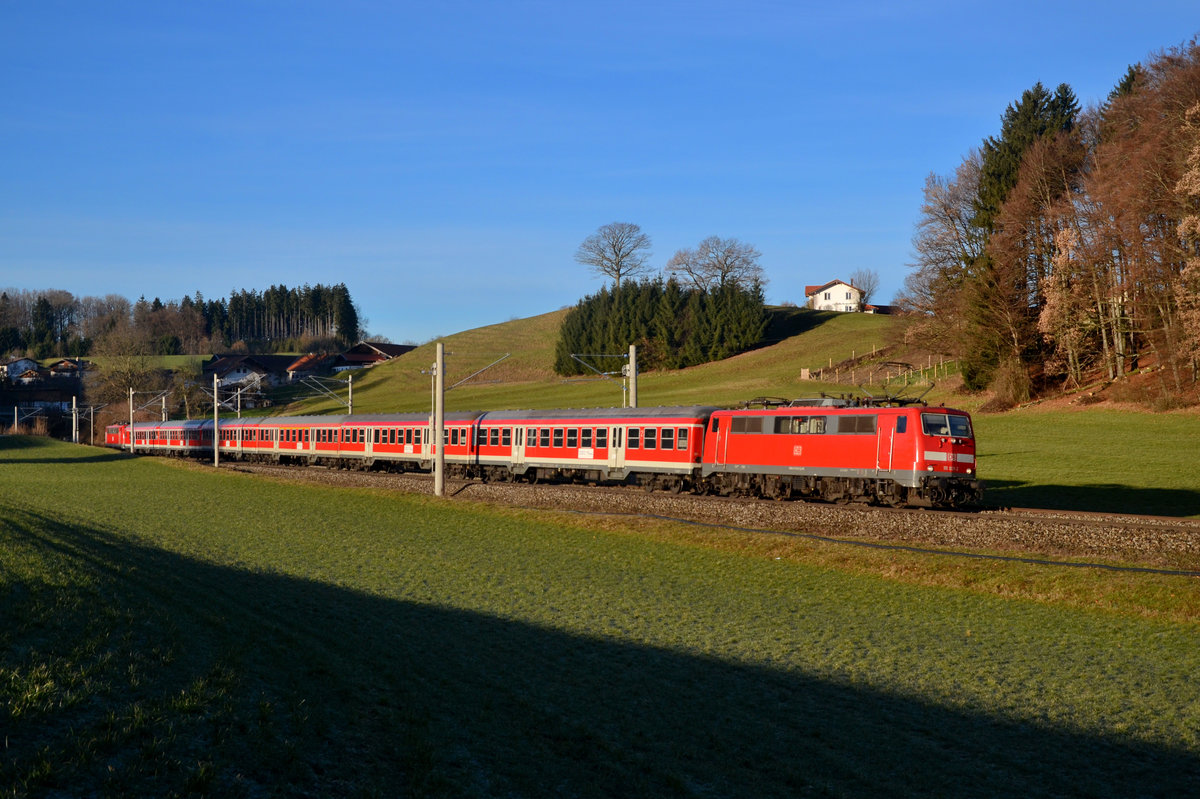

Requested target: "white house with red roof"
[{"left": 804, "top": 280, "right": 863, "bottom": 313}]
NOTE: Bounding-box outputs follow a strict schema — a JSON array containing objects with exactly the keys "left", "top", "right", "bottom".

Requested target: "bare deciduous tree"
[
  {"left": 848, "top": 268, "right": 880, "bottom": 305},
  {"left": 665, "top": 235, "right": 764, "bottom": 291},
  {"left": 574, "top": 222, "right": 652, "bottom": 287},
  {"left": 902, "top": 151, "right": 985, "bottom": 314}
]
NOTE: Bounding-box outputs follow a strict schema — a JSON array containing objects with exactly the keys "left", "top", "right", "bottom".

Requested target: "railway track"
[{"left": 216, "top": 461, "right": 1200, "bottom": 574}]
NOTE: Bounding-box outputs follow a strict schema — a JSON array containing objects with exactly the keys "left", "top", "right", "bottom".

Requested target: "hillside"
[{"left": 282, "top": 308, "right": 939, "bottom": 416}]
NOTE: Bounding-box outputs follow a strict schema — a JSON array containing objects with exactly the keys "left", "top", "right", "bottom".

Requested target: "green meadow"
[
  {"left": 975, "top": 408, "right": 1200, "bottom": 517},
  {"left": 2, "top": 437, "right": 1199, "bottom": 797}
]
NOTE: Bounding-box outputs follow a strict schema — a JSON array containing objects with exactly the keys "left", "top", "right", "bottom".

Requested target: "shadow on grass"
[
  {"left": 756, "top": 307, "right": 841, "bottom": 349},
  {"left": 3, "top": 508, "right": 1197, "bottom": 797},
  {"left": 984, "top": 479, "right": 1200, "bottom": 518}
]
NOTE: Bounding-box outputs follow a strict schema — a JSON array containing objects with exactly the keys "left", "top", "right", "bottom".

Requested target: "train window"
[
  {"left": 896, "top": 417, "right": 907, "bottom": 434},
  {"left": 645, "top": 428, "right": 658, "bottom": 449},
  {"left": 948, "top": 415, "right": 972, "bottom": 438},
  {"left": 553, "top": 428, "right": 564, "bottom": 448},
  {"left": 566, "top": 428, "right": 578, "bottom": 448},
  {"left": 711, "top": 418, "right": 719, "bottom": 433},
  {"left": 540, "top": 428, "right": 551, "bottom": 448},
  {"left": 581, "top": 428, "right": 593, "bottom": 448},
  {"left": 810, "top": 417, "right": 826, "bottom": 434},
  {"left": 489, "top": 428, "right": 499, "bottom": 446},
  {"left": 628, "top": 427, "right": 640, "bottom": 449},
  {"left": 921, "top": 413, "right": 973, "bottom": 439},
  {"left": 836, "top": 415, "right": 876, "bottom": 434},
  {"left": 731, "top": 416, "right": 764, "bottom": 434},
  {"left": 677, "top": 427, "right": 688, "bottom": 450},
  {"left": 502, "top": 428, "right": 512, "bottom": 447},
  {"left": 660, "top": 428, "right": 673, "bottom": 450},
  {"left": 303, "top": 430, "right": 309, "bottom": 443},
  {"left": 597, "top": 427, "right": 608, "bottom": 448}
]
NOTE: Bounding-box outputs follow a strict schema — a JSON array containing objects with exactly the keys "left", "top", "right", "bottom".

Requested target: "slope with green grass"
[{"left": 286, "top": 307, "right": 909, "bottom": 415}]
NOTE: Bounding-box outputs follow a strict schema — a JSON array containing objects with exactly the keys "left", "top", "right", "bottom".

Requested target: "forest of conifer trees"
[
  {"left": 0, "top": 283, "right": 361, "bottom": 359},
  {"left": 554, "top": 279, "right": 768, "bottom": 375}
]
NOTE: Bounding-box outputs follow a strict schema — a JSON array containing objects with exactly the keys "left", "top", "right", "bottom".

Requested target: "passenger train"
[{"left": 105, "top": 398, "right": 983, "bottom": 508}]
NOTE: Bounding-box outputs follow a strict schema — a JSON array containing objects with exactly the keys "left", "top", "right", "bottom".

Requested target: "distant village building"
[
  {"left": 204, "top": 354, "right": 298, "bottom": 389},
  {"left": 49, "top": 359, "right": 85, "bottom": 378},
  {"left": 286, "top": 353, "right": 338, "bottom": 382},
  {"left": 332, "top": 341, "right": 416, "bottom": 372},
  {"left": 805, "top": 280, "right": 864, "bottom": 313},
  {"left": 1, "top": 357, "right": 38, "bottom": 380}
]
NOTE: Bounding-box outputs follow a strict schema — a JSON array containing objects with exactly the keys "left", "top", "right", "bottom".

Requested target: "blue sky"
[{"left": 3, "top": 1, "right": 1198, "bottom": 343}]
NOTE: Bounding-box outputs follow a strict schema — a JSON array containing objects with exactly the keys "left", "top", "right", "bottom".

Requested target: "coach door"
[
  {"left": 511, "top": 427, "right": 525, "bottom": 469},
  {"left": 607, "top": 426, "right": 625, "bottom": 471}
]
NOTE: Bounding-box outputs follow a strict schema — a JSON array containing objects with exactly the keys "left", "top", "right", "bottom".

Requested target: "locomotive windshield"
[{"left": 920, "top": 412, "right": 973, "bottom": 439}]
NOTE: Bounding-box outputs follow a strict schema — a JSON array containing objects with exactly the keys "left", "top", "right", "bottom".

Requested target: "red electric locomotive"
[{"left": 701, "top": 401, "right": 979, "bottom": 506}]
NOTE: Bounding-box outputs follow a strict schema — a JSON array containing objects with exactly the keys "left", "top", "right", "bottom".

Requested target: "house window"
[
  {"left": 846, "top": 291, "right": 852, "bottom": 300},
  {"left": 824, "top": 292, "right": 831, "bottom": 300}
]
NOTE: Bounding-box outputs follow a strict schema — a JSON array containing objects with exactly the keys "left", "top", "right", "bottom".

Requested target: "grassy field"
[
  {"left": 975, "top": 408, "right": 1200, "bottom": 517},
  {"left": 3, "top": 437, "right": 1199, "bottom": 796}
]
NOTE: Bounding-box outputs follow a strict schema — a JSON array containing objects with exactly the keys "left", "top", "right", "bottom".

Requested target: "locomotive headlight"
[{"left": 927, "top": 465, "right": 934, "bottom": 471}]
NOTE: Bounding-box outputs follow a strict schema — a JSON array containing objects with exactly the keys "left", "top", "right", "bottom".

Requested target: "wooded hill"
[
  {"left": 903, "top": 39, "right": 1200, "bottom": 409},
  {"left": 0, "top": 283, "right": 361, "bottom": 359}
]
